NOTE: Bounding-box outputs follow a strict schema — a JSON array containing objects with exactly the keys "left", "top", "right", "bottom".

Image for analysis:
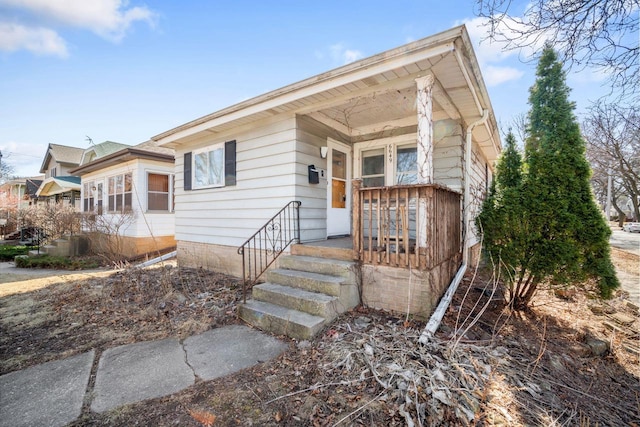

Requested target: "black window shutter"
[
  {"left": 184, "top": 152, "right": 192, "bottom": 191},
  {"left": 225, "top": 140, "right": 236, "bottom": 186}
]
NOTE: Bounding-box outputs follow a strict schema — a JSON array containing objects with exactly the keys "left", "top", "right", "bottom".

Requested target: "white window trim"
[
  {"left": 354, "top": 133, "right": 417, "bottom": 186},
  {"left": 146, "top": 171, "right": 173, "bottom": 213},
  {"left": 193, "top": 142, "right": 225, "bottom": 190},
  {"left": 107, "top": 172, "right": 133, "bottom": 213},
  {"left": 82, "top": 179, "right": 105, "bottom": 213}
]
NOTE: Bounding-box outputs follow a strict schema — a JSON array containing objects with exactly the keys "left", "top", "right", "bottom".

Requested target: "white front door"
[{"left": 327, "top": 139, "right": 351, "bottom": 237}]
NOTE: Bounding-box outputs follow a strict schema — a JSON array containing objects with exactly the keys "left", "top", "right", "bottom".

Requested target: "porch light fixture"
[{"left": 320, "top": 146, "right": 328, "bottom": 159}]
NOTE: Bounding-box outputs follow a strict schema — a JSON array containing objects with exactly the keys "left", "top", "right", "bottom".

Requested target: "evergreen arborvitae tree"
[
  {"left": 478, "top": 46, "right": 619, "bottom": 309},
  {"left": 477, "top": 130, "right": 529, "bottom": 304}
]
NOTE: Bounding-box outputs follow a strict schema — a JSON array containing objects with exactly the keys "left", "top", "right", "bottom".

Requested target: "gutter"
[
  {"left": 419, "top": 108, "right": 489, "bottom": 344},
  {"left": 135, "top": 251, "right": 177, "bottom": 268}
]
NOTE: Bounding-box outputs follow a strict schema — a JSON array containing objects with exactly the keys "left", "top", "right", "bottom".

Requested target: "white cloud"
[
  {"left": 461, "top": 16, "right": 551, "bottom": 64},
  {"left": 0, "top": 22, "right": 68, "bottom": 56},
  {"left": 0, "top": 0, "right": 157, "bottom": 52},
  {"left": 329, "top": 42, "right": 364, "bottom": 65},
  {"left": 343, "top": 49, "right": 364, "bottom": 64},
  {"left": 456, "top": 15, "right": 552, "bottom": 86},
  {"left": 483, "top": 64, "right": 525, "bottom": 86}
]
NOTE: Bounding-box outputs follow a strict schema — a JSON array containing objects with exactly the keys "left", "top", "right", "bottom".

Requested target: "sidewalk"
[{"left": 0, "top": 325, "right": 288, "bottom": 427}]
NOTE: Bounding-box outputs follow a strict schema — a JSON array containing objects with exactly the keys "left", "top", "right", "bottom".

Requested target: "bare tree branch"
[
  {"left": 583, "top": 101, "right": 640, "bottom": 221},
  {"left": 475, "top": 0, "right": 640, "bottom": 102}
]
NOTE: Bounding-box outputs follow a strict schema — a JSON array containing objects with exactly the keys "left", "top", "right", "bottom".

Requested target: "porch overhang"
[
  {"left": 35, "top": 177, "right": 81, "bottom": 197},
  {"left": 152, "top": 25, "right": 501, "bottom": 163},
  {"left": 69, "top": 148, "right": 174, "bottom": 176}
]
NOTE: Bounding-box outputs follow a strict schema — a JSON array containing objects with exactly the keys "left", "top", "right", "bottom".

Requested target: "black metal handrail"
[{"left": 237, "top": 201, "right": 301, "bottom": 302}]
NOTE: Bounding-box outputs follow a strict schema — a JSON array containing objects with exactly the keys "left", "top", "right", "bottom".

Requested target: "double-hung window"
[
  {"left": 356, "top": 135, "right": 418, "bottom": 187},
  {"left": 83, "top": 181, "right": 103, "bottom": 213},
  {"left": 184, "top": 140, "right": 236, "bottom": 190},
  {"left": 194, "top": 143, "right": 224, "bottom": 188},
  {"left": 147, "top": 173, "right": 171, "bottom": 211},
  {"left": 108, "top": 173, "right": 132, "bottom": 212},
  {"left": 82, "top": 182, "right": 94, "bottom": 212}
]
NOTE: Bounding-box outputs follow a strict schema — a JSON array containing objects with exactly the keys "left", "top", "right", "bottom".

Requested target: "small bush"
[
  {"left": 0, "top": 245, "right": 30, "bottom": 261},
  {"left": 14, "top": 254, "right": 99, "bottom": 270}
]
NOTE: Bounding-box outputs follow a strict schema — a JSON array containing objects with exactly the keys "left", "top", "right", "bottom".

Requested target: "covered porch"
[{"left": 293, "top": 182, "right": 461, "bottom": 272}]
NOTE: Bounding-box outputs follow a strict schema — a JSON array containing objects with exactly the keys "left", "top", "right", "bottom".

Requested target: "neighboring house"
[
  {"left": 0, "top": 176, "right": 44, "bottom": 235},
  {"left": 69, "top": 140, "right": 176, "bottom": 258},
  {"left": 152, "top": 25, "right": 501, "bottom": 338},
  {"left": 0, "top": 176, "right": 44, "bottom": 210},
  {"left": 36, "top": 143, "right": 85, "bottom": 209}
]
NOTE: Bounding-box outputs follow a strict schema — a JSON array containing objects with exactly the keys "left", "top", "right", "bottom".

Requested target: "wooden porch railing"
[{"left": 352, "top": 180, "right": 461, "bottom": 270}]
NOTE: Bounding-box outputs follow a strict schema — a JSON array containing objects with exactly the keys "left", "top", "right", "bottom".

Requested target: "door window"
[{"left": 332, "top": 149, "right": 347, "bottom": 208}]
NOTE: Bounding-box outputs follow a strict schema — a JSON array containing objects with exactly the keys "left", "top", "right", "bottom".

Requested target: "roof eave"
[{"left": 69, "top": 148, "right": 175, "bottom": 175}]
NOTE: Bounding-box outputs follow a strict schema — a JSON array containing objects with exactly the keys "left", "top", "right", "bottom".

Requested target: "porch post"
[
  {"left": 415, "top": 75, "right": 434, "bottom": 250},
  {"left": 415, "top": 74, "right": 434, "bottom": 184}
]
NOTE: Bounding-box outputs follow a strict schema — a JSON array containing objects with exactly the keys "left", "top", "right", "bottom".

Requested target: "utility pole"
[{"left": 605, "top": 163, "right": 612, "bottom": 222}]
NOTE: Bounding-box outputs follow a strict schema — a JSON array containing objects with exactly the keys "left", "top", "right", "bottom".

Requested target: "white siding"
[
  {"left": 467, "top": 141, "right": 490, "bottom": 246},
  {"left": 175, "top": 115, "right": 300, "bottom": 247},
  {"left": 80, "top": 159, "right": 175, "bottom": 238},
  {"left": 295, "top": 116, "right": 348, "bottom": 241},
  {"left": 433, "top": 119, "right": 463, "bottom": 190}
]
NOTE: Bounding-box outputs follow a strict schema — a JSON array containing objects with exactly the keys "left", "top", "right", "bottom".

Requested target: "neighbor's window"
[
  {"left": 96, "top": 182, "right": 103, "bottom": 214},
  {"left": 147, "top": 173, "right": 170, "bottom": 211},
  {"left": 193, "top": 143, "right": 224, "bottom": 189},
  {"left": 108, "top": 173, "right": 132, "bottom": 212},
  {"left": 83, "top": 182, "right": 94, "bottom": 212},
  {"left": 82, "top": 181, "right": 103, "bottom": 214}
]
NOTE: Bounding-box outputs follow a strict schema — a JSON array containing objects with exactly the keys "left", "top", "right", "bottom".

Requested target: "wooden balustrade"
[{"left": 352, "top": 180, "right": 461, "bottom": 270}]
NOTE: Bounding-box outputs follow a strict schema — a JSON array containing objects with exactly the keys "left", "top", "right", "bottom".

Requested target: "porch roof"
[
  {"left": 152, "top": 25, "right": 501, "bottom": 162},
  {"left": 69, "top": 142, "right": 175, "bottom": 175},
  {"left": 35, "top": 176, "right": 81, "bottom": 197}
]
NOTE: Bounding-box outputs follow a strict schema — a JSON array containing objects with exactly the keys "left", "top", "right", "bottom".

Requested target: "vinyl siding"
[
  {"left": 467, "top": 140, "right": 490, "bottom": 246},
  {"left": 80, "top": 159, "right": 175, "bottom": 239},
  {"left": 433, "top": 119, "right": 464, "bottom": 190},
  {"left": 175, "top": 115, "right": 300, "bottom": 247}
]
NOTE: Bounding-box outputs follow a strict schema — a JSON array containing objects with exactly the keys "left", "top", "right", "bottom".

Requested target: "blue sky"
[{"left": 0, "top": 0, "right": 613, "bottom": 177}]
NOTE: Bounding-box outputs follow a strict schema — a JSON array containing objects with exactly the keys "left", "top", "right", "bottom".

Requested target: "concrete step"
[
  {"left": 291, "top": 243, "right": 355, "bottom": 261},
  {"left": 278, "top": 255, "right": 357, "bottom": 284},
  {"left": 253, "top": 283, "right": 341, "bottom": 320},
  {"left": 238, "top": 299, "right": 325, "bottom": 340},
  {"left": 266, "top": 268, "right": 344, "bottom": 296}
]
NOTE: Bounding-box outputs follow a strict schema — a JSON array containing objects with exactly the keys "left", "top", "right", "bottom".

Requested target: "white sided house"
[
  {"left": 153, "top": 25, "right": 501, "bottom": 339},
  {"left": 70, "top": 140, "right": 176, "bottom": 258}
]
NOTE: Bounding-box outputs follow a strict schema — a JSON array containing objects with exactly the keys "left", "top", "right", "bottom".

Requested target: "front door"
[{"left": 327, "top": 139, "right": 351, "bottom": 237}]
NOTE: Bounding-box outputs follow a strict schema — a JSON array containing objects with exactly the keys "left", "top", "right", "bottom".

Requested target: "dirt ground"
[{"left": 0, "top": 252, "right": 638, "bottom": 426}]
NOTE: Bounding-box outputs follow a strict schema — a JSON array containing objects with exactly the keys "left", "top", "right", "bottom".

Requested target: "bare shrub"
[
  {"left": 16, "top": 202, "right": 81, "bottom": 243},
  {"left": 81, "top": 210, "right": 136, "bottom": 265}
]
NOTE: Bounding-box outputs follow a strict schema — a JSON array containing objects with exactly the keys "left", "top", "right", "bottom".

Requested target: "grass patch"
[
  {"left": 0, "top": 245, "right": 30, "bottom": 261},
  {"left": 14, "top": 254, "right": 99, "bottom": 270}
]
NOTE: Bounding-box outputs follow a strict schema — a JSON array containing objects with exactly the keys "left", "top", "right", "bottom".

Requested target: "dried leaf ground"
[{"left": 1, "top": 255, "right": 638, "bottom": 426}]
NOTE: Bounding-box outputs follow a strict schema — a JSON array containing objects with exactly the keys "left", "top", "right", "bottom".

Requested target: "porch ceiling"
[{"left": 304, "top": 51, "right": 470, "bottom": 140}]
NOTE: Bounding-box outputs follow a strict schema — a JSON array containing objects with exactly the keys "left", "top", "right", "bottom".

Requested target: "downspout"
[{"left": 419, "top": 108, "right": 489, "bottom": 344}]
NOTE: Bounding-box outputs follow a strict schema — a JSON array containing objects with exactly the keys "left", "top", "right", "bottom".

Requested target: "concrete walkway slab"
[
  {"left": 184, "top": 325, "right": 288, "bottom": 381},
  {"left": 91, "top": 338, "right": 194, "bottom": 413},
  {"left": 0, "top": 351, "right": 94, "bottom": 427}
]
